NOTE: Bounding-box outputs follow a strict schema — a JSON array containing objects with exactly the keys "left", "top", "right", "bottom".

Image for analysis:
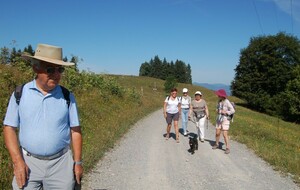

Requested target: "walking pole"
[{"left": 206, "top": 117, "right": 209, "bottom": 130}]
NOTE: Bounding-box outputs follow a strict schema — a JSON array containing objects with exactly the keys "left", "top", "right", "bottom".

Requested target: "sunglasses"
[{"left": 45, "top": 66, "right": 65, "bottom": 74}]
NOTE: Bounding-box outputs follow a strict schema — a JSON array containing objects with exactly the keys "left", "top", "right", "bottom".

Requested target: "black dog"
[{"left": 188, "top": 135, "right": 198, "bottom": 154}]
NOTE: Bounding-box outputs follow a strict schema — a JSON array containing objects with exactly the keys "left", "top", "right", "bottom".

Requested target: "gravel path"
[{"left": 83, "top": 109, "right": 299, "bottom": 190}]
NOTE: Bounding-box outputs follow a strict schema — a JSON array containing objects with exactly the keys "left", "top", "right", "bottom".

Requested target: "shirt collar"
[{"left": 29, "top": 80, "right": 60, "bottom": 95}]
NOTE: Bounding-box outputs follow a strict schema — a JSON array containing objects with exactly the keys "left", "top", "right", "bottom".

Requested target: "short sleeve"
[
  {"left": 69, "top": 93, "right": 80, "bottom": 127},
  {"left": 164, "top": 97, "right": 169, "bottom": 103},
  {"left": 3, "top": 93, "right": 19, "bottom": 127}
]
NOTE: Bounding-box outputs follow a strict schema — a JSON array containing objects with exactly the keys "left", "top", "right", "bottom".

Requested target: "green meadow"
[{"left": 0, "top": 65, "right": 299, "bottom": 189}]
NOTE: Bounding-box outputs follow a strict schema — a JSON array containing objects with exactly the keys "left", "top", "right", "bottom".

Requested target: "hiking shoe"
[
  {"left": 212, "top": 144, "right": 219, "bottom": 149},
  {"left": 225, "top": 148, "right": 230, "bottom": 154},
  {"left": 200, "top": 138, "right": 204, "bottom": 143},
  {"left": 184, "top": 132, "right": 187, "bottom": 136}
]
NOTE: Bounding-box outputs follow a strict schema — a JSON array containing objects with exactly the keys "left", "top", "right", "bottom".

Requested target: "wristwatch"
[{"left": 74, "top": 160, "right": 83, "bottom": 165}]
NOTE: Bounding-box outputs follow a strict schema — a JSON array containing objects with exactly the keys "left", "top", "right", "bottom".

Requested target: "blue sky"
[{"left": 1, "top": 0, "right": 299, "bottom": 85}]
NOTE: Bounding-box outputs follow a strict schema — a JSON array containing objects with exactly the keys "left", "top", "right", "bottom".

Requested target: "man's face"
[{"left": 35, "top": 61, "right": 65, "bottom": 90}]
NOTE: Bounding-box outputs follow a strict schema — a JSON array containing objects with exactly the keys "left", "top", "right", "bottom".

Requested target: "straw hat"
[{"left": 22, "top": 44, "right": 74, "bottom": 66}]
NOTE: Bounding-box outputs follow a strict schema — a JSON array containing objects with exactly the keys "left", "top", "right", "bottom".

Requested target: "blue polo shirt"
[{"left": 3, "top": 80, "right": 80, "bottom": 156}]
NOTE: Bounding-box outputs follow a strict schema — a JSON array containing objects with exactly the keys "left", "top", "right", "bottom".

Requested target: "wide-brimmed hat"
[
  {"left": 215, "top": 89, "right": 227, "bottom": 98},
  {"left": 183, "top": 88, "right": 188, "bottom": 93},
  {"left": 195, "top": 91, "right": 202, "bottom": 96},
  {"left": 22, "top": 44, "right": 74, "bottom": 66}
]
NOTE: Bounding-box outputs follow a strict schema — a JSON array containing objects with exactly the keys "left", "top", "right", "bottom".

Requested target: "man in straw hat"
[{"left": 3, "top": 44, "right": 83, "bottom": 189}]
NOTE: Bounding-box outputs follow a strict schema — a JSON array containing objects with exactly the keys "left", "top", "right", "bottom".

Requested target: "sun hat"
[
  {"left": 195, "top": 91, "right": 202, "bottom": 95},
  {"left": 183, "top": 88, "right": 188, "bottom": 93},
  {"left": 215, "top": 89, "right": 227, "bottom": 98},
  {"left": 22, "top": 44, "right": 74, "bottom": 66}
]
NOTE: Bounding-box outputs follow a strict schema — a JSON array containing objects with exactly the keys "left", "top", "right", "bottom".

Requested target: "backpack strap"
[
  {"left": 14, "top": 84, "right": 70, "bottom": 107},
  {"left": 167, "top": 96, "right": 181, "bottom": 102},
  {"left": 14, "top": 84, "right": 25, "bottom": 105},
  {"left": 60, "top": 85, "right": 70, "bottom": 108}
]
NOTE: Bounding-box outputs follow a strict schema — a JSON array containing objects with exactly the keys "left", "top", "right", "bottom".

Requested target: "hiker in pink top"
[{"left": 212, "top": 89, "right": 235, "bottom": 154}]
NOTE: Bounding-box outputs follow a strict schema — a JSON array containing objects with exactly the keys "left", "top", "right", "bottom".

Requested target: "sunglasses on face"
[{"left": 45, "top": 66, "right": 65, "bottom": 74}]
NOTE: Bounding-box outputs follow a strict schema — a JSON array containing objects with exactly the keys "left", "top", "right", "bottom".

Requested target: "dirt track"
[{"left": 83, "top": 109, "right": 299, "bottom": 190}]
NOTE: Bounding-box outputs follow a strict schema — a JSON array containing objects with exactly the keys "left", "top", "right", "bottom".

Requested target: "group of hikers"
[{"left": 163, "top": 87, "right": 235, "bottom": 154}]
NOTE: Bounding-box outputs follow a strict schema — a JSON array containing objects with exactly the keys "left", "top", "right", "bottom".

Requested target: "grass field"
[{"left": 0, "top": 67, "right": 299, "bottom": 188}]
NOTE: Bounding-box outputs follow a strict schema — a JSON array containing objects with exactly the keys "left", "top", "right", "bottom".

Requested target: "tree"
[
  {"left": 174, "top": 60, "right": 187, "bottom": 83},
  {"left": 63, "top": 56, "right": 68, "bottom": 62},
  {"left": 70, "top": 55, "right": 83, "bottom": 72},
  {"left": 23, "top": 44, "right": 34, "bottom": 55},
  {"left": 0, "top": 47, "right": 10, "bottom": 64},
  {"left": 276, "top": 65, "right": 300, "bottom": 122},
  {"left": 164, "top": 75, "right": 178, "bottom": 94},
  {"left": 139, "top": 62, "right": 151, "bottom": 76},
  {"left": 186, "top": 64, "right": 192, "bottom": 84},
  {"left": 139, "top": 56, "right": 192, "bottom": 84},
  {"left": 232, "top": 32, "right": 300, "bottom": 120}
]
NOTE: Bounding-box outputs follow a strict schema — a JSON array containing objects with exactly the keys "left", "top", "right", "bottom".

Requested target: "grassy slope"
[{"left": 1, "top": 72, "right": 299, "bottom": 188}]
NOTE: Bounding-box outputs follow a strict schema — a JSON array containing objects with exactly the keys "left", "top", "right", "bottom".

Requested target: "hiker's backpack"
[
  {"left": 181, "top": 96, "right": 191, "bottom": 104},
  {"left": 227, "top": 102, "right": 236, "bottom": 122},
  {"left": 166, "top": 96, "right": 181, "bottom": 102},
  {"left": 14, "top": 84, "right": 71, "bottom": 108}
]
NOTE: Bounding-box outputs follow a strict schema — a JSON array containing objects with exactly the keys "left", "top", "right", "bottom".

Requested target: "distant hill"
[{"left": 193, "top": 82, "right": 231, "bottom": 96}]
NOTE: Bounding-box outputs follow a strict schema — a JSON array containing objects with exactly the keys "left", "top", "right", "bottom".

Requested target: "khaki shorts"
[
  {"left": 166, "top": 112, "right": 179, "bottom": 124},
  {"left": 216, "top": 119, "right": 230, "bottom": 131}
]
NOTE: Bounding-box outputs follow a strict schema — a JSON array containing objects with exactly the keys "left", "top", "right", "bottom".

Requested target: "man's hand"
[
  {"left": 13, "top": 159, "right": 29, "bottom": 188},
  {"left": 74, "top": 164, "right": 83, "bottom": 184},
  {"left": 3, "top": 126, "right": 29, "bottom": 188}
]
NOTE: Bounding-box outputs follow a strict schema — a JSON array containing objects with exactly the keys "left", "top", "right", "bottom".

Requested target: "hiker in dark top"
[
  {"left": 163, "top": 88, "right": 181, "bottom": 143},
  {"left": 212, "top": 89, "right": 235, "bottom": 154},
  {"left": 3, "top": 44, "right": 83, "bottom": 189}
]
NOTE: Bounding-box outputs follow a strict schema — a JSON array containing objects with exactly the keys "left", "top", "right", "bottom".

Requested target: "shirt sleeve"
[
  {"left": 226, "top": 100, "right": 235, "bottom": 115},
  {"left": 3, "top": 93, "right": 19, "bottom": 127},
  {"left": 164, "top": 97, "right": 168, "bottom": 103},
  {"left": 69, "top": 93, "right": 80, "bottom": 127}
]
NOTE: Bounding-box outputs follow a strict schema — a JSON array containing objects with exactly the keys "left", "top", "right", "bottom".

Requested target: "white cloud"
[{"left": 261, "top": 0, "right": 300, "bottom": 22}]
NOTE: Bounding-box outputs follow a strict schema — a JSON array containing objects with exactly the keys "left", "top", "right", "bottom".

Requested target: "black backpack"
[{"left": 14, "top": 84, "right": 71, "bottom": 107}]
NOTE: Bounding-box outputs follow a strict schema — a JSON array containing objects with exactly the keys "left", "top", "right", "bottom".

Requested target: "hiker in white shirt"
[
  {"left": 163, "top": 88, "right": 181, "bottom": 143},
  {"left": 181, "top": 88, "right": 192, "bottom": 136}
]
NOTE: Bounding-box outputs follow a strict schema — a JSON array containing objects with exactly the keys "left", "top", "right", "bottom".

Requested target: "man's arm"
[
  {"left": 3, "top": 125, "right": 28, "bottom": 189},
  {"left": 71, "top": 126, "right": 83, "bottom": 184}
]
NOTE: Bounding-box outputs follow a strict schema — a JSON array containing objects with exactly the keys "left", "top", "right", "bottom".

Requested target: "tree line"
[
  {"left": 232, "top": 32, "right": 300, "bottom": 122},
  {"left": 139, "top": 55, "right": 192, "bottom": 84}
]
